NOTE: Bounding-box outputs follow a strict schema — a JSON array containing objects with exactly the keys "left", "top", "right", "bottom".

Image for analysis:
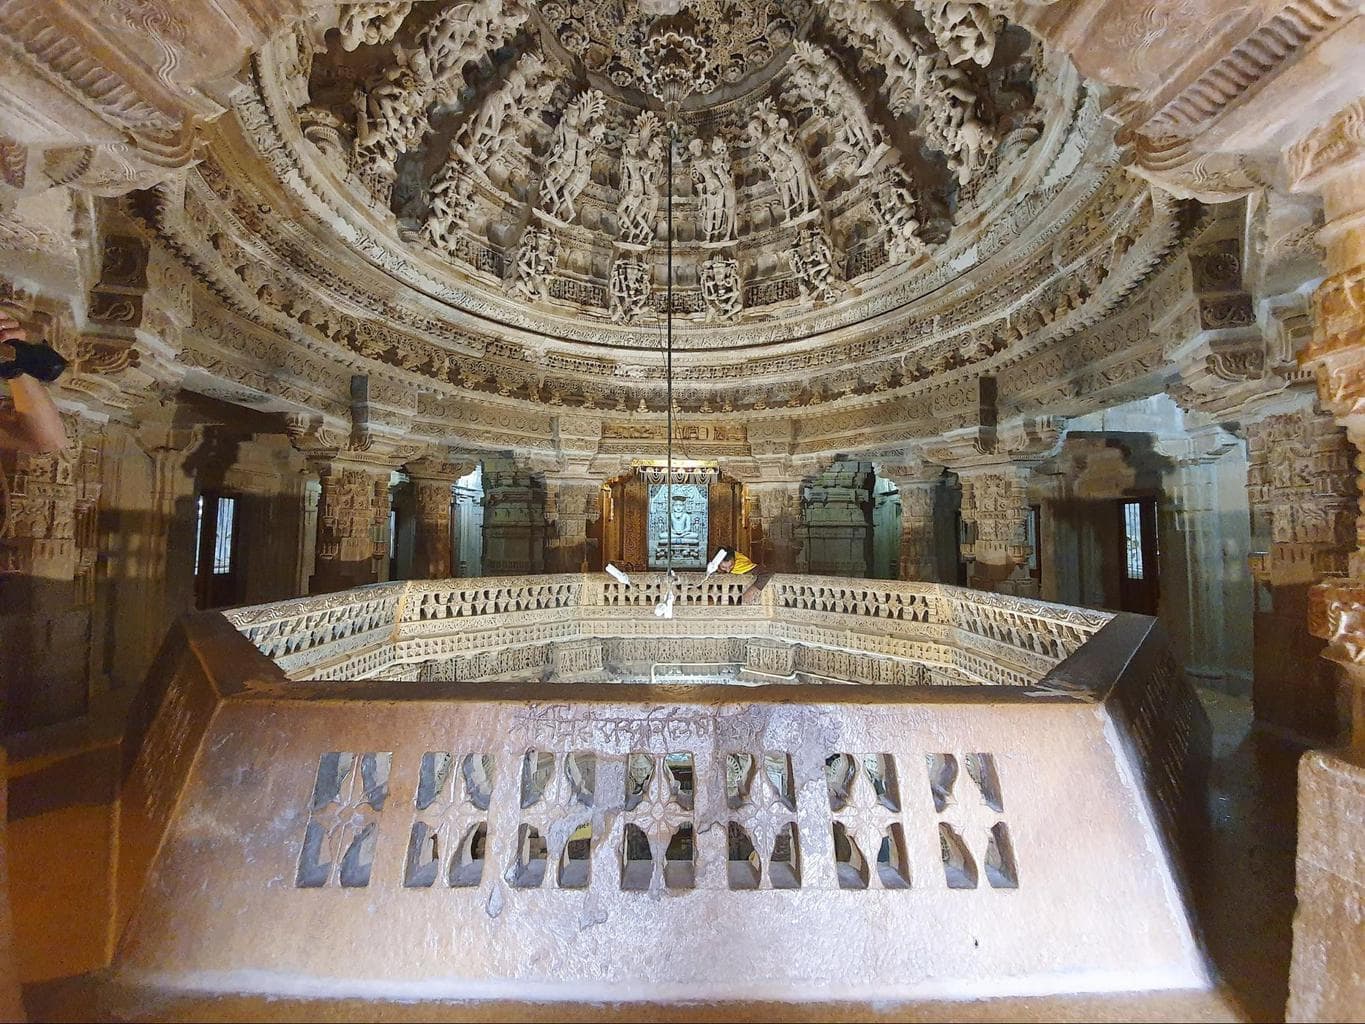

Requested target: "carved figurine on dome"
[
  {"left": 785, "top": 226, "right": 839, "bottom": 306},
  {"left": 352, "top": 45, "right": 431, "bottom": 195},
  {"left": 422, "top": 0, "right": 529, "bottom": 106},
  {"left": 820, "top": 0, "right": 922, "bottom": 114},
  {"left": 457, "top": 53, "right": 555, "bottom": 174},
  {"left": 688, "top": 137, "right": 737, "bottom": 244},
  {"left": 871, "top": 170, "right": 927, "bottom": 261},
  {"left": 539, "top": 90, "right": 608, "bottom": 225},
  {"left": 511, "top": 227, "right": 557, "bottom": 301},
  {"left": 917, "top": 55, "right": 996, "bottom": 185},
  {"left": 916, "top": 0, "right": 997, "bottom": 67},
  {"left": 422, "top": 159, "right": 476, "bottom": 251},
  {"left": 820, "top": 0, "right": 996, "bottom": 185},
  {"left": 745, "top": 101, "right": 817, "bottom": 222},
  {"left": 338, "top": 2, "right": 415, "bottom": 52},
  {"left": 788, "top": 41, "right": 890, "bottom": 178},
  {"left": 609, "top": 254, "right": 652, "bottom": 322},
  {"left": 349, "top": 1, "right": 529, "bottom": 201},
  {"left": 617, "top": 111, "right": 664, "bottom": 247},
  {"left": 700, "top": 256, "right": 743, "bottom": 321}
]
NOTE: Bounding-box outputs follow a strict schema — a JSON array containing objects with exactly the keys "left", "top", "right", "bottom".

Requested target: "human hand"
[{"left": 1, "top": 315, "right": 27, "bottom": 362}]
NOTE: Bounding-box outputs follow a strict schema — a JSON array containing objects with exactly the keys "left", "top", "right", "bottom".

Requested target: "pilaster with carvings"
[
  {"left": 922, "top": 415, "right": 1064, "bottom": 596},
  {"left": 1290, "top": 101, "right": 1365, "bottom": 737},
  {"left": 544, "top": 476, "right": 601, "bottom": 573},
  {"left": 405, "top": 457, "right": 475, "bottom": 580},
  {"left": 748, "top": 479, "right": 808, "bottom": 574},
  {"left": 879, "top": 462, "right": 945, "bottom": 583},
  {"left": 0, "top": 407, "right": 105, "bottom": 729},
  {"left": 290, "top": 421, "right": 418, "bottom": 593},
  {"left": 1245, "top": 404, "right": 1355, "bottom": 589}
]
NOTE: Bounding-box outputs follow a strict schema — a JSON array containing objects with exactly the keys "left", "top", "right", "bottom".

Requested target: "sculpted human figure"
[
  {"left": 353, "top": 46, "right": 429, "bottom": 167},
  {"left": 423, "top": 160, "right": 476, "bottom": 248},
  {"left": 350, "top": 1, "right": 529, "bottom": 197},
  {"left": 919, "top": 0, "right": 996, "bottom": 66},
  {"left": 688, "top": 136, "right": 737, "bottom": 243},
  {"left": 609, "top": 255, "right": 651, "bottom": 322},
  {"left": 539, "top": 90, "right": 608, "bottom": 224},
  {"left": 670, "top": 495, "right": 701, "bottom": 542},
  {"left": 423, "top": 54, "right": 555, "bottom": 247},
  {"left": 789, "top": 41, "right": 888, "bottom": 176},
  {"left": 338, "top": 2, "right": 414, "bottom": 51},
  {"left": 826, "top": 0, "right": 920, "bottom": 110},
  {"left": 422, "top": 0, "right": 528, "bottom": 103},
  {"left": 746, "top": 102, "right": 816, "bottom": 221},
  {"left": 820, "top": 0, "right": 993, "bottom": 184},
  {"left": 459, "top": 53, "right": 555, "bottom": 170},
  {"left": 872, "top": 170, "right": 926, "bottom": 260},
  {"left": 785, "top": 227, "right": 838, "bottom": 305},
  {"left": 617, "top": 112, "right": 664, "bottom": 246},
  {"left": 700, "top": 256, "right": 742, "bottom": 321},
  {"left": 512, "top": 227, "right": 557, "bottom": 301}
]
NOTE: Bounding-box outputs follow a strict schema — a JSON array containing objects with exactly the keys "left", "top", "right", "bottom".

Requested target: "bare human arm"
[
  {"left": 739, "top": 571, "right": 773, "bottom": 606},
  {"left": 0, "top": 317, "right": 69, "bottom": 454}
]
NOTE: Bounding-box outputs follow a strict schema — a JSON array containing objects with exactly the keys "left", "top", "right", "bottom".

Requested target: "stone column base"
[{"left": 1287, "top": 749, "right": 1365, "bottom": 1022}]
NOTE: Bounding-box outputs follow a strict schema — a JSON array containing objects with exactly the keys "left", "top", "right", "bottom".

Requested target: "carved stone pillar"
[
  {"left": 289, "top": 417, "right": 418, "bottom": 594},
  {"left": 922, "top": 411, "right": 1062, "bottom": 597},
  {"left": 545, "top": 477, "right": 600, "bottom": 574},
  {"left": 309, "top": 459, "right": 394, "bottom": 594},
  {"left": 1286, "top": 101, "right": 1365, "bottom": 1022},
  {"left": 1292, "top": 104, "right": 1365, "bottom": 745},
  {"left": 0, "top": 409, "right": 105, "bottom": 730},
  {"left": 749, "top": 480, "right": 806, "bottom": 573},
  {"left": 803, "top": 461, "right": 873, "bottom": 578},
  {"left": 881, "top": 464, "right": 944, "bottom": 582},
  {"left": 958, "top": 464, "right": 1037, "bottom": 596},
  {"left": 1151, "top": 426, "right": 1249, "bottom": 693},
  {"left": 1241, "top": 404, "right": 1354, "bottom": 737},
  {"left": 405, "top": 459, "right": 472, "bottom": 580},
  {"left": 482, "top": 457, "right": 546, "bottom": 576}
]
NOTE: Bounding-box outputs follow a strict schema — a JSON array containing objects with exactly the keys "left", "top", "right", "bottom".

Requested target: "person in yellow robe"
[
  {"left": 716, "top": 550, "right": 770, "bottom": 605},
  {"left": 717, "top": 551, "right": 757, "bottom": 575}
]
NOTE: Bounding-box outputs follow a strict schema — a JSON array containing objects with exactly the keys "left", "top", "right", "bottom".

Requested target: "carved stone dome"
[{"left": 153, "top": 0, "right": 1189, "bottom": 438}]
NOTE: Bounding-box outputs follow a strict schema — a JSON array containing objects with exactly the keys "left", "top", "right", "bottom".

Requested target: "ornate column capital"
[
  {"left": 404, "top": 456, "right": 477, "bottom": 485},
  {"left": 1287, "top": 102, "right": 1365, "bottom": 425},
  {"left": 1286, "top": 100, "right": 1365, "bottom": 197},
  {"left": 876, "top": 458, "right": 946, "bottom": 491},
  {"left": 287, "top": 416, "right": 421, "bottom": 477},
  {"left": 918, "top": 416, "right": 1065, "bottom": 473}
]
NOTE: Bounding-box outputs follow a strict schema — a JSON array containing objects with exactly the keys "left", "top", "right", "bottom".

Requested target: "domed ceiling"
[{"left": 148, "top": 0, "right": 1196, "bottom": 452}]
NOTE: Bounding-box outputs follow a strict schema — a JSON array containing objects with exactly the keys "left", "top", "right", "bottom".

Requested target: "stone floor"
[
  {"left": 1187, "top": 688, "right": 1305, "bottom": 1023},
  {"left": 22, "top": 689, "right": 1305, "bottom": 1023}
]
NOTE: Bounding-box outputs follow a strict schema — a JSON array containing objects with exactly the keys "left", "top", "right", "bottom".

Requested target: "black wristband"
[{"left": 2, "top": 340, "right": 67, "bottom": 383}]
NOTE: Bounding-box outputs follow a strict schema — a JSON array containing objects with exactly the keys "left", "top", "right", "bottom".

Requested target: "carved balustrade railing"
[
  {"left": 223, "top": 582, "right": 408, "bottom": 677},
  {"left": 223, "top": 574, "right": 1114, "bottom": 688}
]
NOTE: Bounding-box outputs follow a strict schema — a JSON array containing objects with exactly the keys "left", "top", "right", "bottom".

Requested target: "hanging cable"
[{"left": 666, "top": 117, "right": 675, "bottom": 583}]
